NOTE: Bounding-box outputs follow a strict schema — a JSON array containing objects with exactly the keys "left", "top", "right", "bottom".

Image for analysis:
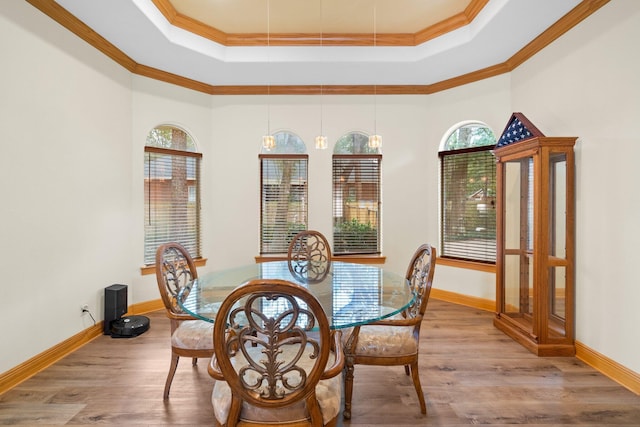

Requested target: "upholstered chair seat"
[
  {"left": 342, "top": 322, "right": 417, "bottom": 357},
  {"left": 211, "top": 344, "right": 342, "bottom": 425},
  {"left": 171, "top": 320, "right": 214, "bottom": 350}
]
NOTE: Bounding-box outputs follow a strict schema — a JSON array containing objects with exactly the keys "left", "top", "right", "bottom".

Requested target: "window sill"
[
  {"left": 255, "top": 254, "right": 386, "bottom": 265},
  {"left": 140, "top": 257, "right": 208, "bottom": 276},
  {"left": 436, "top": 257, "right": 495, "bottom": 273}
]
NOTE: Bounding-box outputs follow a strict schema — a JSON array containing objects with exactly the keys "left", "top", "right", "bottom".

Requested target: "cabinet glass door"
[
  {"left": 503, "top": 157, "right": 534, "bottom": 332},
  {"left": 549, "top": 153, "right": 568, "bottom": 335}
]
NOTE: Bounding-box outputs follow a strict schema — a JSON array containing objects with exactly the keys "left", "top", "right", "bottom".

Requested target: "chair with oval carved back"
[
  {"left": 208, "top": 279, "right": 344, "bottom": 427},
  {"left": 287, "top": 230, "right": 332, "bottom": 283},
  {"left": 155, "top": 242, "right": 214, "bottom": 400},
  {"left": 342, "top": 244, "right": 436, "bottom": 419}
]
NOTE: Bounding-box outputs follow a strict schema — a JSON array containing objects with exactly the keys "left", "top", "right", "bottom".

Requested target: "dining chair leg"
[
  {"left": 404, "top": 364, "right": 410, "bottom": 376},
  {"left": 409, "top": 360, "right": 426, "bottom": 414},
  {"left": 191, "top": 357, "right": 198, "bottom": 366},
  {"left": 164, "top": 353, "right": 180, "bottom": 400},
  {"left": 343, "top": 359, "right": 355, "bottom": 419}
]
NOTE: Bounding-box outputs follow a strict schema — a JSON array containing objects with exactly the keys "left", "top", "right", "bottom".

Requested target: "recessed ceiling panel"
[{"left": 169, "top": 0, "right": 472, "bottom": 34}]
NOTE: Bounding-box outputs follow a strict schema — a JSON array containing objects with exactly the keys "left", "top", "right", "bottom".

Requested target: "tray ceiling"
[{"left": 49, "top": 0, "right": 589, "bottom": 88}]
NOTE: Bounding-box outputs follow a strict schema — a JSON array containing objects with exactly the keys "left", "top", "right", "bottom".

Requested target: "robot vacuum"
[{"left": 109, "top": 315, "right": 150, "bottom": 338}]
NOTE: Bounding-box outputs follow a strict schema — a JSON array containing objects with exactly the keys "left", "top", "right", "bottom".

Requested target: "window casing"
[
  {"left": 439, "top": 122, "right": 496, "bottom": 263},
  {"left": 332, "top": 132, "right": 381, "bottom": 255},
  {"left": 144, "top": 126, "right": 201, "bottom": 265},
  {"left": 260, "top": 132, "right": 308, "bottom": 254}
]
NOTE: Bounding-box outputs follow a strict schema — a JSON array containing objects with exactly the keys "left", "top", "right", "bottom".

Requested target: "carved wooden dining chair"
[
  {"left": 155, "top": 242, "right": 214, "bottom": 400},
  {"left": 342, "top": 244, "right": 436, "bottom": 419},
  {"left": 208, "top": 279, "right": 344, "bottom": 427},
  {"left": 287, "top": 230, "right": 332, "bottom": 283}
]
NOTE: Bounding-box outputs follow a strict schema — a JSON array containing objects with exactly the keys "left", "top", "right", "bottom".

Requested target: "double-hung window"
[
  {"left": 332, "top": 132, "right": 381, "bottom": 255},
  {"left": 260, "top": 131, "right": 308, "bottom": 254},
  {"left": 439, "top": 121, "right": 496, "bottom": 263},
  {"left": 144, "top": 125, "right": 201, "bottom": 264}
]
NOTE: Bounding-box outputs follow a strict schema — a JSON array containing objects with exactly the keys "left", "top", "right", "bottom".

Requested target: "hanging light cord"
[
  {"left": 373, "top": 4, "right": 378, "bottom": 136},
  {"left": 267, "top": 0, "right": 271, "bottom": 136},
  {"left": 319, "top": 0, "right": 324, "bottom": 136}
]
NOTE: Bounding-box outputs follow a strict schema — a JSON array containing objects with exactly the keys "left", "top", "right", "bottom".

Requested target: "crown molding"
[{"left": 27, "top": 0, "right": 609, "bottom": 95}]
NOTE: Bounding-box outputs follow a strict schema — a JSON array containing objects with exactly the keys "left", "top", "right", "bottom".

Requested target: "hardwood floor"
[{"left": 1, "top": 299, "right": 639, "bottom": 426}]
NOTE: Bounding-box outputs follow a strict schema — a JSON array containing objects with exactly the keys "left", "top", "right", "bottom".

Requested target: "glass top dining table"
[{"left": 177, "top": 260, "right": 414, "bottom": 329}]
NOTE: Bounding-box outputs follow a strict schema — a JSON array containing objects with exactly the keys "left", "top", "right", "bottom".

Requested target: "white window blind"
[
  {"left": 332, "top": 155, "right": 381, "bottom": 255},
  {"left": 260, "top": 154, "right": 308, "bottom": 254},
  {"left": 144, "top": 145, "right": 201, "bottom": 264},
  {"left": 440, "top": 146, "right": 495, "bottom": 262}
]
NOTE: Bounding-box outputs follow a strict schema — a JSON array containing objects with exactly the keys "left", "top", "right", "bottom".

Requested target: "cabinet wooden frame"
[{"left": 493, "top": 137, "right": 577, "bottom": 357}]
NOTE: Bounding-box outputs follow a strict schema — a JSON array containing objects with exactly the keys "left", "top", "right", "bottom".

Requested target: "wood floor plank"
[
  {"left": 0, "top": 402, "right": 85, "bottom": 425},
  {"left": 1, "top": 299, "right": 639, "bottom": 425}
]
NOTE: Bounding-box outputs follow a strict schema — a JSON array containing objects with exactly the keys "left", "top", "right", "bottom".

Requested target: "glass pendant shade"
[
  {"left": 262, "top": 134, "right": 275, "bottom": 150},
  {"left": 315, "top": 135, "right": 328, "bottom": 150},
  {"left": 368, "top": 134, "right": 382, "bottom": 149}
]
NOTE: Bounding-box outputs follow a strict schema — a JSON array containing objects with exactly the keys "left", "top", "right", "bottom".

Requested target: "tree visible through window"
[
  {"left": 333, "top": 132, "right": 381, "bottom": 255},
  {"left": 439, "top": 122, "right": 496, "bottom": 263},
  {"left": 260, "top": 131, "right": 308, "bottom": 254},
  {"left": 144, "top": 125, "right": 201, "bottom": 264}
]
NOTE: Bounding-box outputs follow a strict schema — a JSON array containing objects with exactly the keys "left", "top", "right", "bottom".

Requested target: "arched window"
[
  {"left": 144, "top": 125, "right": 201, "bottom": 265},
  {"left": 439, "top": 121, "right": 496, "bottom": 263},
  {"left": 332, "top": 131, "right": 381, "bottom": 255},
  {"left": 260, "top": 131, "right": 309, "bottom": 254}
]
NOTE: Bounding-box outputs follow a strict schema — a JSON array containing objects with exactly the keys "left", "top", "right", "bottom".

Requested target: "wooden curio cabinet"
[{"left": 493, "top": 113, "right": 577, "bottom": 356}]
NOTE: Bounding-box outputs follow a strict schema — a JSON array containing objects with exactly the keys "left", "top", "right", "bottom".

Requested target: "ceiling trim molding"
[
  {"left": 224, "top": 32, "right": 417, "bottom": 47},
  {"left": 27, "top": 0, "right": 610, "bottom": 96},
  {"left": 415, "top": 0, "right": 489, "bottom": 45}
]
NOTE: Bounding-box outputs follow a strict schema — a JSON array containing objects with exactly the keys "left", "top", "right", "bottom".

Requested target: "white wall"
[
  {"left": 0, "top": 2, "right": 134, "bottom": 372},
  {"left": 510, "top": 0, "right": 640, "bottom": 373},
  {"left": 128, "top": 76, "right": 215, "bottom": 304},
  {"left": 1, "top": 0, "right": 638, "bottom": 379}
]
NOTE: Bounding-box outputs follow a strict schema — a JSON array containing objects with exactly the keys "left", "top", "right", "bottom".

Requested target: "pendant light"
[
  {"left": 262, "top": 0, "right": 275, "bottom": 150},
  {"left": 315, "top": 0, "right": 328, "bottom": 150},
  {"left": 368, "top": 4, "right": 382, "bottom": 149}
]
